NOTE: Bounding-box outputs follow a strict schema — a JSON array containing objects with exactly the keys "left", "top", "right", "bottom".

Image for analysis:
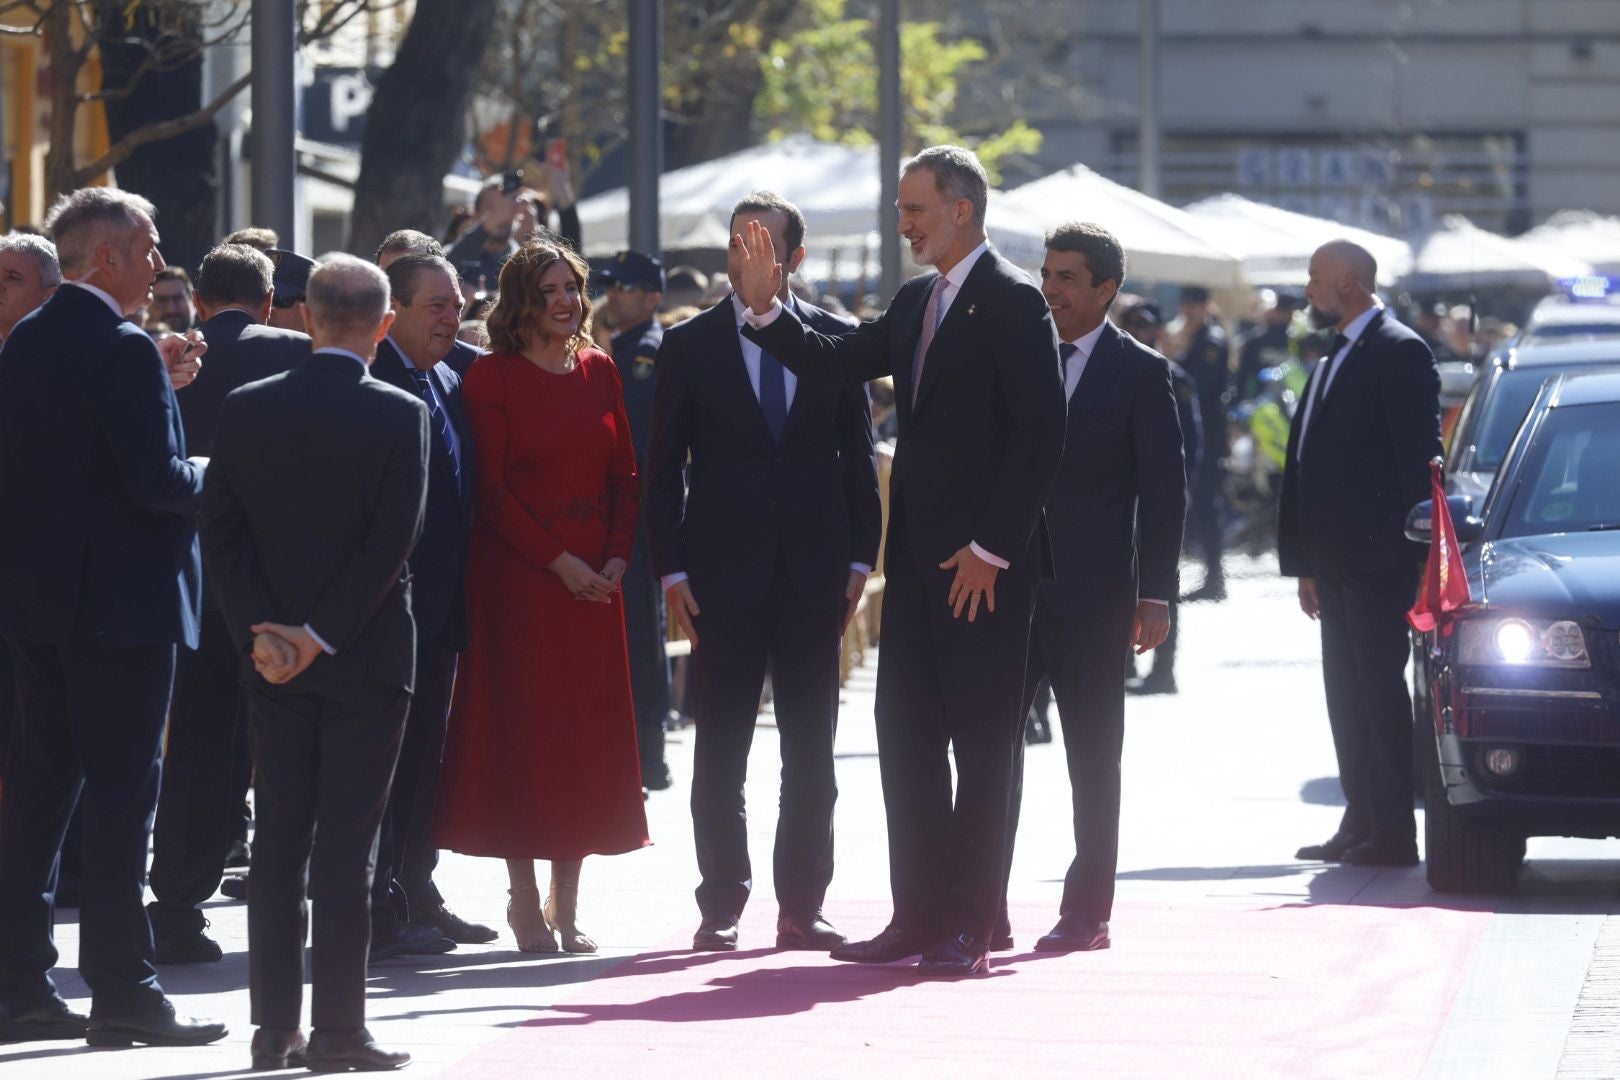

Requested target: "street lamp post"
[
  {"left": 877, "top": 0, "right": 901, "bottom": 299},
  {"left": 251, "top": 0, "right": 296, "bottom": 243},
  {"left": 1138, "top": 0, "right": 1162, "bottom": 198},
  {"left": 628, "top": 0, "right": 662, "bottom": 257}
]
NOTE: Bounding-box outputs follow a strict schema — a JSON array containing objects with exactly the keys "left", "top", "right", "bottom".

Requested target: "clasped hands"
[
  {"left": 549, "top": 552, "right": 627, "bottom": 603},
  {"left": 250, "top": 623, "right": 324, "bottom": 685}
]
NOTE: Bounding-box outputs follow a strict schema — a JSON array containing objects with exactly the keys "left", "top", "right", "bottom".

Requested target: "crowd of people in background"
[{"left": 0, "top": 141, "right": 1453, "bottom": 1069}]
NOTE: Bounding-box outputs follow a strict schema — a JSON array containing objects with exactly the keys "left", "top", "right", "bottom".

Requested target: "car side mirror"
[{"left": 1405, "top": 496, "right": 1484, "bottom": 544}]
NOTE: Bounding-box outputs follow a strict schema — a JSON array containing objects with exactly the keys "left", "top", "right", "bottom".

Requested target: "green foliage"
[{"left": 754, "top": 0, "right": 1041, "bottom": 182}]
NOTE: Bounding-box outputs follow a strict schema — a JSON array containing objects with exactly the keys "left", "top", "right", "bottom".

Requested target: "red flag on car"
[{"left": 1407, "top": 457, "right": 1471, "bottom": 632}]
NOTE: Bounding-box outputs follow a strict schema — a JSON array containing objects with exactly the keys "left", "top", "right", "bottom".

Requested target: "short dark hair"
[
  {"left": 376, "top": 228, "right": 445, "bottom": 264},
  {"left": 730, "top": 191, "right": 806, "bottom": 254},
  {"left": 902, "top": 145, "right": 989, "bottom": 228},
  {"left": 154, "top": 265, "right": 192, "bottom": 288},
  {"left": 223, "top": 226, "right": 279, "bottom": 252},
  {"left": 196, "top": 243, "right": 274, "bottom": 306},
  {"left": 386, "top": 253, "right": 459, "bottom": 306},
  {"left": 1045, "top": 222, "right": 1126, "bottom": 290}
]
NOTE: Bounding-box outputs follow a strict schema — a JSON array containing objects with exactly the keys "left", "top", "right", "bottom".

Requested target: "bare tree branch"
[{"left": 71, "top": 70, "right": 250, "bottom": 185}]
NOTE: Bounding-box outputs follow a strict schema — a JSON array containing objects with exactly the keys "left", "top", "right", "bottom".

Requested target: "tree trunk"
[
  {"left": 94, "top": 4, "right": 217, "bottom": 273},
  {"left": 348, "top": 0, "right": 500, "bottom": 256},
  {"left": 42, "top": 1, "right": 84, "bottom": 201}
]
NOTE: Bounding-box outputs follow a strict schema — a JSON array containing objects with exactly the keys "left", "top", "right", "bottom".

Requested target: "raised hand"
[{"left": 733, "top": 219, "right": 783, "bottom": 316}]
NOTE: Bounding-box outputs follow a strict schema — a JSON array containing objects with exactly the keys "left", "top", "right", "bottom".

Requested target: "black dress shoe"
[
  {"left": 642, "top": 760, "right": 673, "bottom": 791},
  {"left": 1180, "top": 581, "right": 1226, "bottom": 603},
  {"left": 219, "top": 873, "right": 249, "bottom": 901},
  {"left": 1035, "top": 915, "right": 1110, "bottom": 953},
  {"left": 251, "top": 1026, "right": 308, "bottom": 1070},
  {"left": 307, "top": 1027, "right": 410, "bottom": 1072},
  {"left": 425, "top": 905, "right": 499, "bottom": 945},
  {"left": 0, "top": 996, "right": 89, "bottom": 1042},
  {"left": 991, "top": 913, "right": 1014, "bottom": 951},
  {"left": 1125, "top": 674, "right": 1178, "bottom": 696},
  {"left": 369, "top": 921, "right": 456, "bottom": 962},
  {"left": 776, "top": 912, "right": 846, "bottom": 950},
  {"left": 829, "top": 925, "right": 935, "bottom": 965},
  {"left": 1340, "top": 840, "right": 1420, "bottom": 867},
  {"left": 1294, "top": 832, "right": 1364, "bottom": 862},
  {"left": 917, "top": 933, "right": 989, "bottom": 977},
  {"left": 692, "top": 916, "right": 738, "bottom": 951},
  {"left": 86, "top": 998, "right": 227, "bottom": 1047}
]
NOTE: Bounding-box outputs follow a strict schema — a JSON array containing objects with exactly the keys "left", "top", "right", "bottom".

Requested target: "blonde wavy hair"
[{"left": 486, "top": 238, "right": 595, "bottom": 356}]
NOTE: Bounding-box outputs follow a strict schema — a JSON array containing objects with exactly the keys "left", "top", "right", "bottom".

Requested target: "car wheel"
[{"left": 1423, "top": 760, "right": 1526, "bottom": 895}]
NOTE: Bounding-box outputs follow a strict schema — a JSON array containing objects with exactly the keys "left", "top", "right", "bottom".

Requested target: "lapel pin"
[{"left": 967, "top": 304, "right": 976, "bottom": 316}]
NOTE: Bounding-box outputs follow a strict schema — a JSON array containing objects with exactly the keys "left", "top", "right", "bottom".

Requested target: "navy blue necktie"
[
  {"left": 759, "top": 347, "right": 788, "bottom": 444},
  {"left": 1059, "top": 341, "right": 1079, "bottom": 396},
  {"left": 409, "top": 368, "right": 463, "bottom": 495}
]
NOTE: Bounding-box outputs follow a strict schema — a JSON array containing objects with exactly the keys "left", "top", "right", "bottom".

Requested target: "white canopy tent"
[
  {"left": 1404, "top": 214, "right": 1594, "bottom": 292},
  {"left": 992, "top": 164, "right": 1245, "bottom": 289},
  {"left": 1519, "top": 210, "right": 1620, "bottom": 275},
  {"left": 1182, "top": 193, "right": 1412, "bottom": 288}
]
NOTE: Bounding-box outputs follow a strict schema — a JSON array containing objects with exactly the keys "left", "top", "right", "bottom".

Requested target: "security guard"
[
  {"left": 1176, "top": 286, "right": 1230, "bottom": 602},
  {"left": 596, "top": 251, "right": 674, "bottom": 789}
]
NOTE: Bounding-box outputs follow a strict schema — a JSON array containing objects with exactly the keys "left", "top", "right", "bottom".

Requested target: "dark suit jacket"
[
  {"left": 743, "top": 249, "right": 1066, "bottom": 574},
  {"left": 1278, "top": 309, "right": 1441, "bottom": 579},
  {"left": 200, "top": 351, "right": 429, "bottom": 705},
  {"left": 370, "top": 338, "right": 475, "bottom": 651},
  {"left": 647, "top": 296, "right": 882, "bottom": 612},
  {"left": 444, "top": 340, "right": 484, "bottom": 380},
  {"left": 0, "top": 285, "right": 205, "bottom": 650},
  {"left": 610, "top": 318, "right": 664, "bottom": 464},
  {"left": 180, "top": 309, "right": 312, "bottom": 458},
  {"left": 1041, "top": 321, "right": 1186, "bottom": 619}
]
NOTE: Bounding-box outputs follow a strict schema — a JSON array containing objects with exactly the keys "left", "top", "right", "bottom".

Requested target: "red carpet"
[{"left": 442, "top": 900, "right": 1491, "bottom": 1079}]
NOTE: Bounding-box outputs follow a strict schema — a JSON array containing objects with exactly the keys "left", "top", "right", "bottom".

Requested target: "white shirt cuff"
[
  {"left": 968, "top": 542, "right": 1009, "bottom": 570},
  {"left": 303, "top": 623, "right": 337, "bottom": 656},
  {"left": 1140, "top": 598, "right": 1170, "bottom": 607},
  {"left": 660, "top": 572, "right": 690, "bottom": 592},
  {"left": 741, "top": 298, "right": 783, "bottom": 328},
  {"left": 850, "top": 563, "right": 872, "bottom": 575}
]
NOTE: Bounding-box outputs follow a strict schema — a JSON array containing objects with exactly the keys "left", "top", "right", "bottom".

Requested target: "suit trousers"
[
  {"left": 0, "top": 638, "right": 174, "bottom": 1017},
  {"left": 246, "top": 680, "right": 408, "bottom": 1031},
  {"left": 1190, "top": 453, "right": 1225, "bottom": 580},
  {"left": 624, "top": 528, "right": 670, "bottom": 773},
  {"left": 874, "top": 510, "right": 1037, "bottom": 945},
  {"left": 1314, "top": 567, "right": 1420, "bottom": 848},
  {"left": 1005, "top": 602, "right": 1134, "bottom": 923},
  {"left": 690, "top": 553, "right": 841, "bottom": 921},
  {"left": 149, "top": 606, "right": 247, "bottom": 923},
  {"left": 371, "top": 644, "right": 456, "bottom": 925}
]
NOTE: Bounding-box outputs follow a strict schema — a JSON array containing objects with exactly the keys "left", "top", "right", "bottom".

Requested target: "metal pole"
[
  {"left": 1138, "top": 0, "right": 1162, "bottom": 198},
  {"left": 251, "top": 0, "right": 296, "bottom": 242},
  {"left": 628, "top": 0, "right": 662, "bottom": 257},
  {"left": 877, "top": 0, "right": 901, "bottom": 298}
]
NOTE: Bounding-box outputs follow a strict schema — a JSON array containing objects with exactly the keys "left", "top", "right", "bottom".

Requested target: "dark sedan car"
[{"left": 1409, "top": 368, "right": 1620, "bottom": 894}]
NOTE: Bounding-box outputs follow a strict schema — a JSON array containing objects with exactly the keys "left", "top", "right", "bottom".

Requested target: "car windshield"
[
  {"left": 1501, "top": 401, "right": 1620, "bottom": 538},
  {"left": 1465, "top": 368, "right": 1554, "bottom": 472}
]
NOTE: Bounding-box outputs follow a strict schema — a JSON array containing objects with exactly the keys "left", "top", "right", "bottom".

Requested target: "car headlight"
[{"left": 1457, "top": 617, "right": 1590, "bottom": 668}]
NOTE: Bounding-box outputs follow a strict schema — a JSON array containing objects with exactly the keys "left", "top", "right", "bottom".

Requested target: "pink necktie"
[{"left": 910, "top": 275, "right": 950, "bottom": 407}]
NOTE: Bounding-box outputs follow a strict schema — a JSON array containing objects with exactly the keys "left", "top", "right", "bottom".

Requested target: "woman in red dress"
[{"left": 434, "top": 239, "right": 649, "bottom": 954}]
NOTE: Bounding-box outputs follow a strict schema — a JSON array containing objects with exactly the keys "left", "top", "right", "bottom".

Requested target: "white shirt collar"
[
  {"left": 939, "top": 239, "right": 990, "bottom": 291},
  {"left": 383, "top": 333, "right": 423, "bottom": 372},
  {"left": 1065, "top": 319, "right": 1108, "bottom": 359},
  {"left": 315, "top": 347, "right": 369, "bottom": 370},
  {"left": 732, "top": 290, "right": 795, "bottom": 327},
  {"left": 1339, "top": 298, "right": 1384, "bottom": 348},
  {"left": 66, "top": 280, "right": 125, "bottom": 318}
]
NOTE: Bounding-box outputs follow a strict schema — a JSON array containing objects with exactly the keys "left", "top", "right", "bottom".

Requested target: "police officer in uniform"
[
  {"left": 1176, "top": 286, "right": 1229, "bottom": 602},
  {"left": 596, "top": 251, "right": 673, "bottom": 790},
  {"left": 1235, "top": 289, "right": 1304, "bottom": 402}
]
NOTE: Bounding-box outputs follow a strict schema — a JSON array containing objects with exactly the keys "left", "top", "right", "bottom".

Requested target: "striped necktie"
[{"left": 408, "top": 368, "right": 463, "bottom": 495}]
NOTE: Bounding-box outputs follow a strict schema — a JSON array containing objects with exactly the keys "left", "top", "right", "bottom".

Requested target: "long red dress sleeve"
[{"left": 601, "top": 359, "right": 640, "bottom": 565}]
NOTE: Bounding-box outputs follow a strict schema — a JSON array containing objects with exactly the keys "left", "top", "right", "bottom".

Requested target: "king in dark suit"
[
  {"left": 201, "top": 254, "right": 427, "bottom": 1072},
  {"left": 148, "top": 242, "right": 312, "bottom": 964},
  {"left": 0, "top": 189, "right": 224, "bottom": 1047},
  {"left": 1280, "top": 240, "right": 1441, "bottom": 868},
  {"left": 735, "top": 148, "right": 1067, "bottom": 977},
  {"left": 647, "top": 193, "right": 882, "bottom": 953},
  {"left": 366, "top": 253, "right": 496, "bottom": 955},
  {"left": 1002, "top": 223, "right": 1188, "bottom": 954}
]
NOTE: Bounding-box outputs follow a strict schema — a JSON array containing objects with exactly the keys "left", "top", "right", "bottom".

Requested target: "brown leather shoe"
[
  {"left": 829, "top": 925, "right": 935, "bottom": 964},
  {"left": 776, "top": 912, "right": 846, "bottom": 950},
  {"left": 250, "top": 1026, "right": 308, "bottom": 1070},
  {"left": 307, "top": 1027, "right": 410, "bottom": 1071}
]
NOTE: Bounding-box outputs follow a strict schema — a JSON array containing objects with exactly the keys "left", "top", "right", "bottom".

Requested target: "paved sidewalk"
[{"left": 2, "top": 556, "right": 1615, "bottom": 1078}]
